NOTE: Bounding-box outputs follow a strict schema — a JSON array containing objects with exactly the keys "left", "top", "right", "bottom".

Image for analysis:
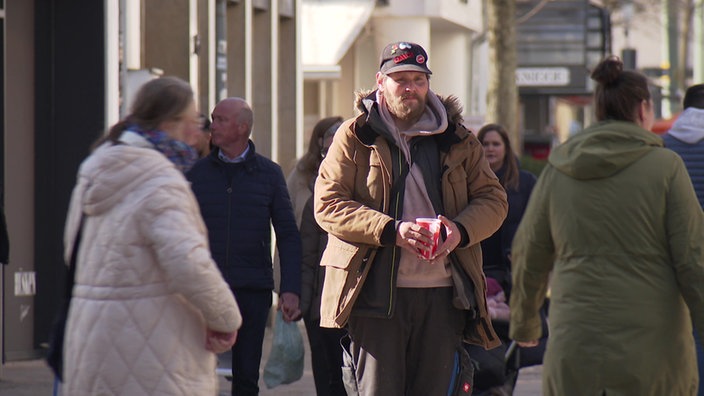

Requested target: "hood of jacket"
[
  {"left": 354, "top": 89, "right": 465, "bottom": 127},
  {"left": 667, "top": 107, "right": 704, "bottom": 144},
  {"left": 77, "top": 143, "right": 175, "bottom": 216},
  {"left": 548, "top": 120, "right": 664, "bottom": 180}
]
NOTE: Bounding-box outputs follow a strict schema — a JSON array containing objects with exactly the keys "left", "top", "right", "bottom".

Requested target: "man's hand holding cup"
[{"left": 415, "top": 217, "right": 442, "bottom": 260}]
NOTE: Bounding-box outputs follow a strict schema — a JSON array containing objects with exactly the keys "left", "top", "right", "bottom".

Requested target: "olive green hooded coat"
[{"left": 510, "top": 120, "right": 704, "bottom": 395}]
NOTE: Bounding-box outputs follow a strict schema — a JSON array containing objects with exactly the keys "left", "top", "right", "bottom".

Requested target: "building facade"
[
  {"left": 1, "top": 0, "right": 301, "bottom": 369},
  {"left": 301, "top": 0, "right": 485, "bottom": 144},
  {"left": 513, "top": 0, "right": 611, "bottom": 154}
]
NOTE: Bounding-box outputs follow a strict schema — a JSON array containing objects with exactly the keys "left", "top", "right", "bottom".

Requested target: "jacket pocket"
[
  {"left": 352, "top": 149, "right": 384, "bottom": 209},
  {"left": 320, "top": 236, "right": 360, "bottom": 270},
  {"left": 446, "top": 167, "right": 469, "bottom": 211},
  {"left": 320, "top": 237, "right": 374, "bottom": 326}
]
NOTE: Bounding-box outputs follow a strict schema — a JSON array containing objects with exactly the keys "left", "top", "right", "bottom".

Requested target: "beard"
[{"left": 383, "top": 90, "right": 427, "bottom": 123}]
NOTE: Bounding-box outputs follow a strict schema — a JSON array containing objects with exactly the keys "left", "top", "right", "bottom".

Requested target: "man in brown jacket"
[{"left": 313, "top": 41, "right": 508, "bottom": 395}]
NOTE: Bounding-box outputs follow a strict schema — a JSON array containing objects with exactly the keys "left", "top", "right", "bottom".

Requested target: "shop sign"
[
  {"left": 14, "top": 271, "right": 36, "bottom": 296},
  {"left": 516, "top": 67, "right": 570, "bottom": 87}
]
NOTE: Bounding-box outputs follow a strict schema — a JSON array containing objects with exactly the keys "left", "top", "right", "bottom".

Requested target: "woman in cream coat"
[{"left": 62, "top": 77, "right": 242, "bottom": 395}]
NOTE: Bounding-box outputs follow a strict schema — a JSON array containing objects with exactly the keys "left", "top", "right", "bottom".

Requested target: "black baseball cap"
[{"left": 379, "top": 41, "right": 432, "bottom": 75}]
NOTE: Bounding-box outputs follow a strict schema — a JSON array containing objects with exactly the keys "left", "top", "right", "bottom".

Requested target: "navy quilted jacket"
[
  {"left": 186, "top": 141, "right": 301, "bottom": 295},
  {"left": 663, "top": 107, "right": 704, "bottom": 209}
]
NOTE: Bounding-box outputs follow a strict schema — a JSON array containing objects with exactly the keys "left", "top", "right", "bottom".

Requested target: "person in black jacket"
[
  {"left": 187, "top": 97, "right": 302, "bottom": 396},
  {"left": 292, "top": 116, "right": 346, "bottom": 396},
  {"left": 474, "top": 123, "right": 544, "bottom": 394},
  {"left": 0, "top": 201, "right": 8, "bottom": 265},
  {"left": 477, "top": 124, "right": 536, "bottom": 295},
  {"left": 300, "top": 195, "right": 347, "bottom": 396}
]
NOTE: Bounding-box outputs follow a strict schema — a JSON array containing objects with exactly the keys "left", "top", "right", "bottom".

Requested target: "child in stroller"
[{"left": 466, "top": 277, "right": 548, "bottom": 396}]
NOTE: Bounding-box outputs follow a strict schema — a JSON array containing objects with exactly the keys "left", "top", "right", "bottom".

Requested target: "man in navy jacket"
[{"left": 187, "top": 97, "right": 302, "bottom": 396}]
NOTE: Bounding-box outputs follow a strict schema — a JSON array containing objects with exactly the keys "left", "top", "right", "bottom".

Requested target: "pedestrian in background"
[
  {"left": 293, "top": 117, "right": 347, "bottom": 396},
  {"left": 474, "top": 123, "right": 543, "bottom": 394},
  {"left": 286, "top": 117, "right": 342, "bottom": 226},
  {"left": 664, "top": 83, "right": 704, "bottom": 204},
  {"left": 187, "top": 97, "right": 302, "bottom": 396},
  {"left": 663, "top": 83, "right": 704, "bottom": 396},
  {"left": 189, "top": 113, "right": 213, "bottom": 159},
  {"left": 62, "top": 76, "right": 241, "bottom": 395},
  {"left": 477, "top": 123, "right": 537, "bottom": 295},
  {"left": 314, "top": 41, "right": 507, "bottom": 395},
  {"left": 272, "top": 117, "right": 340, "bottom": 316},
  {"left": 509, "top": 55, "right": 704, "bottom": 395}
]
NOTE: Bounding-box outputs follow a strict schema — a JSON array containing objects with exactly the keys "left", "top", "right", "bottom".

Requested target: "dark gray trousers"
[{"left": 346, "top": 287, "right": 465, "bottom": 396}]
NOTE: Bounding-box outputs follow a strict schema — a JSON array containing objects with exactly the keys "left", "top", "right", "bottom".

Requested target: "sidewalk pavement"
[{"left": 0, "top": 322, "right": 542, "bottom": 395}]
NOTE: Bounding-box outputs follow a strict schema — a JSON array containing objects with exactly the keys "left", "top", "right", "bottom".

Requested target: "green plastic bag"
[{"left": 263, "top": 311, "right": 305, "bottom": 388}]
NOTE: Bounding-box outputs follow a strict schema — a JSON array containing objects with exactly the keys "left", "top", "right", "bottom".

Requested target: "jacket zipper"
[
  {"left": 225, "top": 177, "right": 233, "bottom": 267},
  {"left": 359, "top": 250, "right": 372, "bottom": 276},
  {"left": 387, "top": 145, "right": 404, "bottom": 317}
]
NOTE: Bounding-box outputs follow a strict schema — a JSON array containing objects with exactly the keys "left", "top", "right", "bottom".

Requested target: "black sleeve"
[{"left": 0, "top": 206, "right": 8, "bottom": 264}]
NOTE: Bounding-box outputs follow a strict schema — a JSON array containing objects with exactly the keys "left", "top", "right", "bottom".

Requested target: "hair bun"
[{"left": 591, "top": 55, "right": 624, "bottom": 86}]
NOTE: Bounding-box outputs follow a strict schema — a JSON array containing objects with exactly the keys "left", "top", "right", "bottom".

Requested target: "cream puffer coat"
[{"left": 62, "top": 142, "right": 242, "bottom": 396}]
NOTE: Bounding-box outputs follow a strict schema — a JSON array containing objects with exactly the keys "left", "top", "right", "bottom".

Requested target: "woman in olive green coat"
[{"left": 509, "top": 56, "right": 704, "bottom": 395}]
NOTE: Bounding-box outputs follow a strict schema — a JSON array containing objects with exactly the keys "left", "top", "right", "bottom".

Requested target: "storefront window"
[{"left": 517, "top": 0, "right": 587, "bottom": 66}]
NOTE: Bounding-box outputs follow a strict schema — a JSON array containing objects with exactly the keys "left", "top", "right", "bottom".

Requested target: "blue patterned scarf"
[{"left": 126, "top": 126, "right": 198, "bottom": 173}]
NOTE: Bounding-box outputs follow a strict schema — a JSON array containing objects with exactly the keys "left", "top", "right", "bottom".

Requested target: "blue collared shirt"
[{"left": 218, "top": 145, "right": 250, "bottom": 163}]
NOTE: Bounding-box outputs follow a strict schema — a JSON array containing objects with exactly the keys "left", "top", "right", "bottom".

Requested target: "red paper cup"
[{"left": 416, "top": 218, "right": 441, "bottom": 259}]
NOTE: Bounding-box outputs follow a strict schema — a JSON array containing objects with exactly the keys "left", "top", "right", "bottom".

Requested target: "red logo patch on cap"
[
  {"left": 416, "top": 55, "right": 426, "bottom": 64},
  {"left": 393, "top": 52, "right": 412, "bottom": 64}
]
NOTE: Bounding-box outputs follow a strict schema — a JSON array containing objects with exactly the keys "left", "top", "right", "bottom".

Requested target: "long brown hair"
[
  {"left": 477, "top": 123, "right": 520, "bottom": 191},
  {"left": 591, "top": 56, "right": 650, "bottom": 122},
  {"left": 296, "top": 116, "right": 343, "bottom": 183},
  {"left": 97, "top": 76, "right": 194, "bottom": 147}
]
